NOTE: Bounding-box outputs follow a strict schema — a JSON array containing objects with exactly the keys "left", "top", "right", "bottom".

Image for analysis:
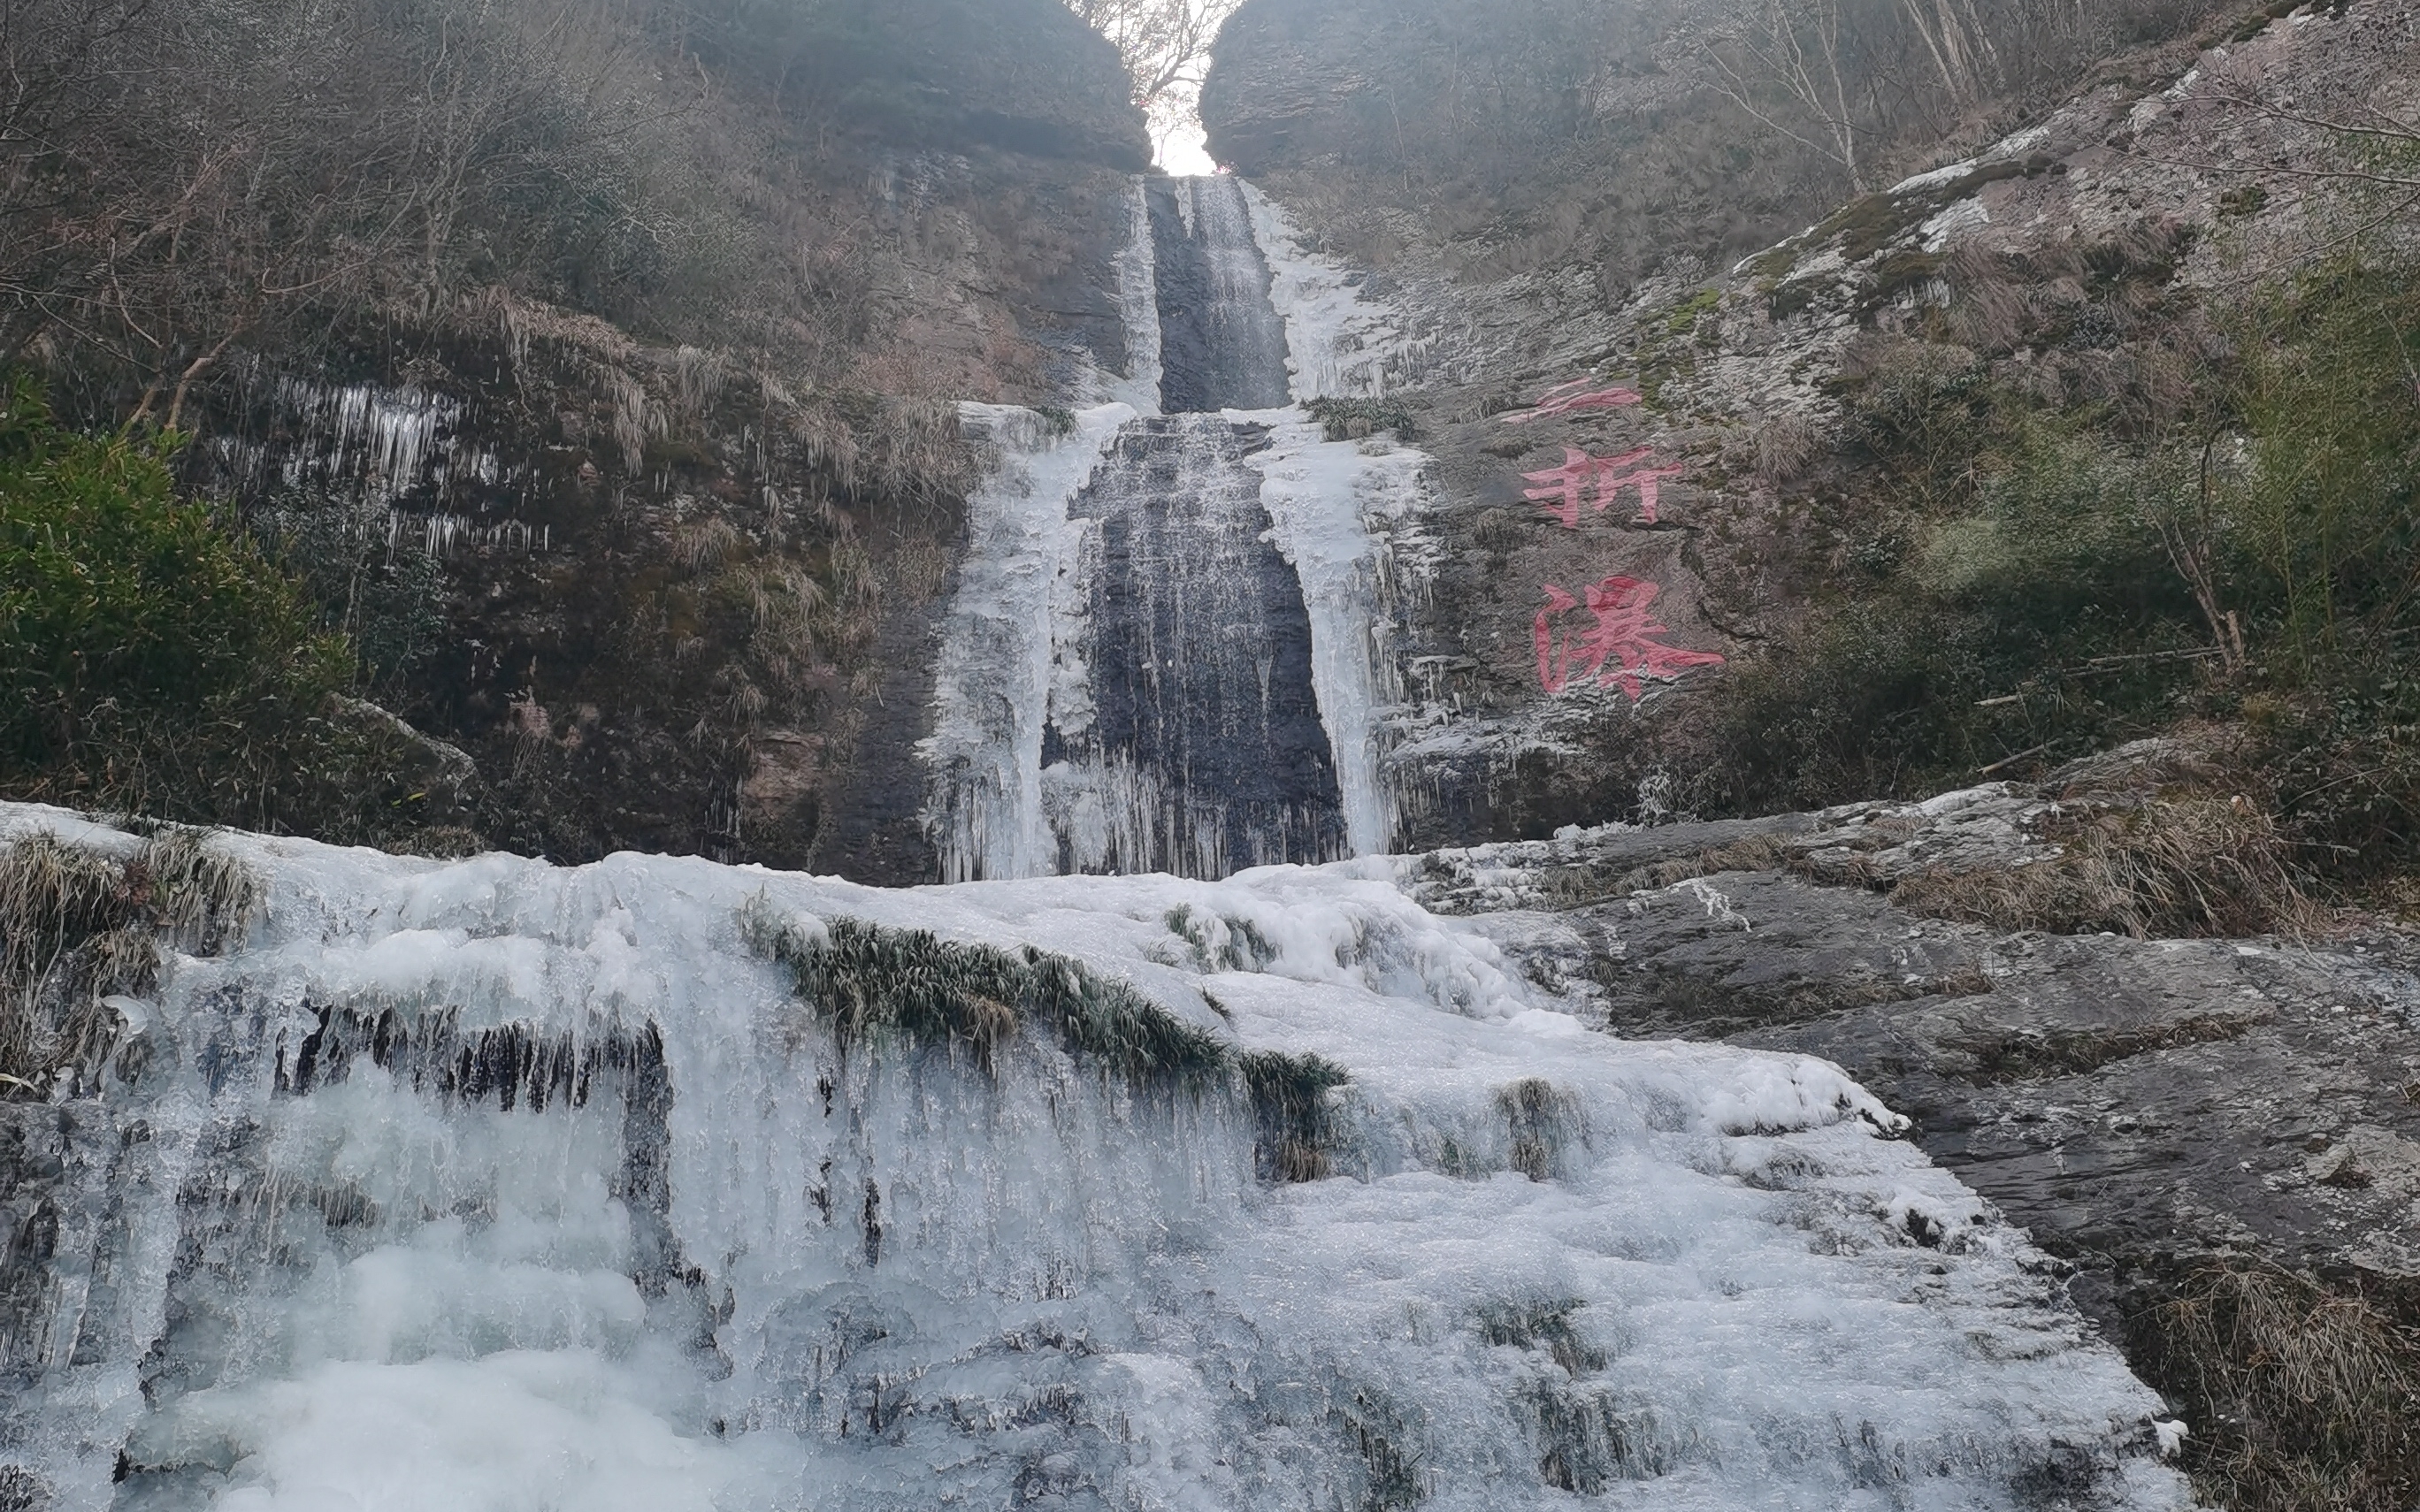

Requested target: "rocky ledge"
[{"left": 1406, "top": 746, "right": 2420, "bottom": 1476}]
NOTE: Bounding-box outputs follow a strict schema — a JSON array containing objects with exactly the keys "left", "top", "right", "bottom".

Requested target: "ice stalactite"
[{"left": 921, "top": 403, "right": 1130, "bottom": 882}]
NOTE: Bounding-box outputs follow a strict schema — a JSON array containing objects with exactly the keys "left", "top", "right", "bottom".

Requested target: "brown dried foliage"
[
  {"left": 2136, "top": 1264, "right": 2420, "bottom": 1512},
  {"left": 1891, "top": 798, "right": 2324, "bottom": 939}
]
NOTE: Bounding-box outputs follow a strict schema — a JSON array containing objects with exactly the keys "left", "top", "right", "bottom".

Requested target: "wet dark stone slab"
[
  {"left": 1436, "top": 799, "right": 2420, "bottom": 1343},
  {"left": 1045, "top": 416, "right": 1345, "bottom": 875}
]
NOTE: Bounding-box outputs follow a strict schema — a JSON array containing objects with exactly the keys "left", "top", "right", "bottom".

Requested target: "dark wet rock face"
[
  {"left": 1149, "top": 176, "right": 1292, "bottom": 414},
  {"left": 1043, "top": 416, "right": 1346, "bottom": 877},
  {"left": 794, "top": 0, "right": 1150, "bottom": 170}
]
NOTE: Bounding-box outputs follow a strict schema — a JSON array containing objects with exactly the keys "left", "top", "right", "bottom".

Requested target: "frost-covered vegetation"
[
  {"left": 0, "top": 824, "right": 257, "bottom": 1097},
  {"left": 743, "top": 900, "right": 1231, "bottom": 1088},
  {"left": 1691, "top": 256, "right": 2420, "bottom": 909}
]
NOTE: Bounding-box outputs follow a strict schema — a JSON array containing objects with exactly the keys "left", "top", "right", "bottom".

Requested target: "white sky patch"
[{"left": 1156, "top": 113, "right": 1217, "bottom": 175}]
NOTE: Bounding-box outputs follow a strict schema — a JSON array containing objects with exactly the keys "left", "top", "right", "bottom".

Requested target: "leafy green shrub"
[
  {"left": 1696, "top": 351, "right": 2225, "bottom": 817},
  {"left": 1696, "top": 256, "right": 2420, "bottom": 910},
  {"left": 2226, "top": 262, "right": 2420, "bottom": 677},
  {"left": 0, "top": 381, "right": 346, "bottom": 753},
  {"left": 0, "top": 378, "right": 434, "bottom": 836}
]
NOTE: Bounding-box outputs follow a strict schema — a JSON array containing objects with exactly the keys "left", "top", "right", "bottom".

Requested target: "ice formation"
[
  {"left": 0, "top": 803, "right": 2188, "bottom": 1510},
  {"left": 923, "top": 177, "right": 1435, "bottom": 878},
  {"left": 922, "top": 403, "right": 1133, "bottom": 882},
  {"left": 1237, "top": 181, "right": 1436, "bottom": 401}
]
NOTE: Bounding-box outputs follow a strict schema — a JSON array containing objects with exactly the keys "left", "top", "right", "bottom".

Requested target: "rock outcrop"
[
  {"left": 796, "top": 0, "right": 1151, "bottom": 171},
  {"left": 1410, "top": 764, "right": 2420, "bottom": 1489}
]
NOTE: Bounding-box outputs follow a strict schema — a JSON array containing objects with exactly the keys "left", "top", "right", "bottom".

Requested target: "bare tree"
[
  {"left": 1703, "top": 0, "right": 1871, "bottom": 190},
  {"left": 1066, "top": 0, "right": 1237, "bottom": 158}
]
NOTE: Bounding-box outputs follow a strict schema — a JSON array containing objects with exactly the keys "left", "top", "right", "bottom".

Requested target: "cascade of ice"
[
  {"left": 926, "top": 174, "right": 1433, "bottom": 879},
  {"left": 1248, "top": 417, "right": 1428, "bottom": 859},
  {"left": 1040, "top": 415, "right": 1345, "bottom": 877},
  {"left": 1107, "top": 181, "right": 1163, "bottom": 417},
  {"left": 1237, "top": 182, "right": 1438, "bottom": 401},
  {"left": 0, "top": 803, "right": 2192, "bottom": 1511},
  {"left": 922, "top": 403, "right": 1131, "bottom": 883}
]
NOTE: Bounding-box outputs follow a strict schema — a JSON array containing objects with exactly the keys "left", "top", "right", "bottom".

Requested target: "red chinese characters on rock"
[
  {"left": 1522, "top": 447, "right": 1689, "bottom": 527},
  {"left": 1534, "top": 576, "right": 1727, "bottom": 701},
  {"left": 1497, "top": 380, "right": 1643, "bottom": 425}
]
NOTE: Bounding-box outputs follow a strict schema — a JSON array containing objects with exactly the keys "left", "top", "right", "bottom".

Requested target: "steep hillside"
[
  {"left": 1203, "top": 0, "right": 2225, "bottom": 292},
  {"left": 1, "top": 0, "right": 1147, "bottom": 874},
  {"left": 1205, "top": 0, "right": 2420, "bottom": 866}
]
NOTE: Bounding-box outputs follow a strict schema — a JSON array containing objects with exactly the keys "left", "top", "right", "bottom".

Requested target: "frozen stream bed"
[{"left": 0, "top": 803, "right": 2186, "bottom": 1510}]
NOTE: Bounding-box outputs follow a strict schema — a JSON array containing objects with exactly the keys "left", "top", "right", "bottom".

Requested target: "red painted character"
[
  {"left": 1523, "top": 447, "right": 1683, "bottom": 527},
  {"left": 1598, "top": 460, "right": 1688, "bottom": 524},
  {"left": 1499, "top": 379, "right": 1643, "bottom": 426},
  {"left": 1534, "top": 576, "right": 1727, "bottom": 701}
]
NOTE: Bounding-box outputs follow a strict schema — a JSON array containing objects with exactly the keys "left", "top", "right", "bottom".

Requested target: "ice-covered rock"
[{"left": 0, "top": 804, "right": 2188, "bottom": 1510}]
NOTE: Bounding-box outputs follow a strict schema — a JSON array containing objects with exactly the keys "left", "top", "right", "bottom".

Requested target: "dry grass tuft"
[
  {"left": 741, "top": 896, "right": 1229, "bottom": 1089},
  {"left": 1241, "top": 1049, "right": 1349, "bottom": 1182},
  {"left": 2137, "top": 1263, "right": 2420, "bottom": 1512},
  {"left": 1, "top": 827, "right": 260, "bottom": 1096},
  {"left": 1891, "top": 798, "right": 2324, "bottom": 940}
]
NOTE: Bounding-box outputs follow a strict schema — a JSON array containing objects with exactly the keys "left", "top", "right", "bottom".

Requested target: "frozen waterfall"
[
  {"left": 0, "top": 172, "right": 2193, "bottom": 1512},
  {"left": 924, "top": 176, "right": 1422, "bottom": 882},
  {"left": 0, "top": 803, "right": 2190, "bottom": 1510}
]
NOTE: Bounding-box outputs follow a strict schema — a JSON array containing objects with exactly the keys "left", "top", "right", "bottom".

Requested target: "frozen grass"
[
  {"left": 1303, "top": 397, "right": 1418, "bottom": 442},
  {"left": 744, "top": 899, "right": 1229, "bottom": 1089},
  {"left": 1476, "top": 1299, "right": 1607, "bottom": 1378},
  {"left": 1497, "top": 1077, "right": 1580, "bottom": 1183},
  {"left": 1239, "top": 1049, "right": 1349, "bottom": 1182},
  {"left": 0, "top": 825, "right": 258, "bottom": 1096}
]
